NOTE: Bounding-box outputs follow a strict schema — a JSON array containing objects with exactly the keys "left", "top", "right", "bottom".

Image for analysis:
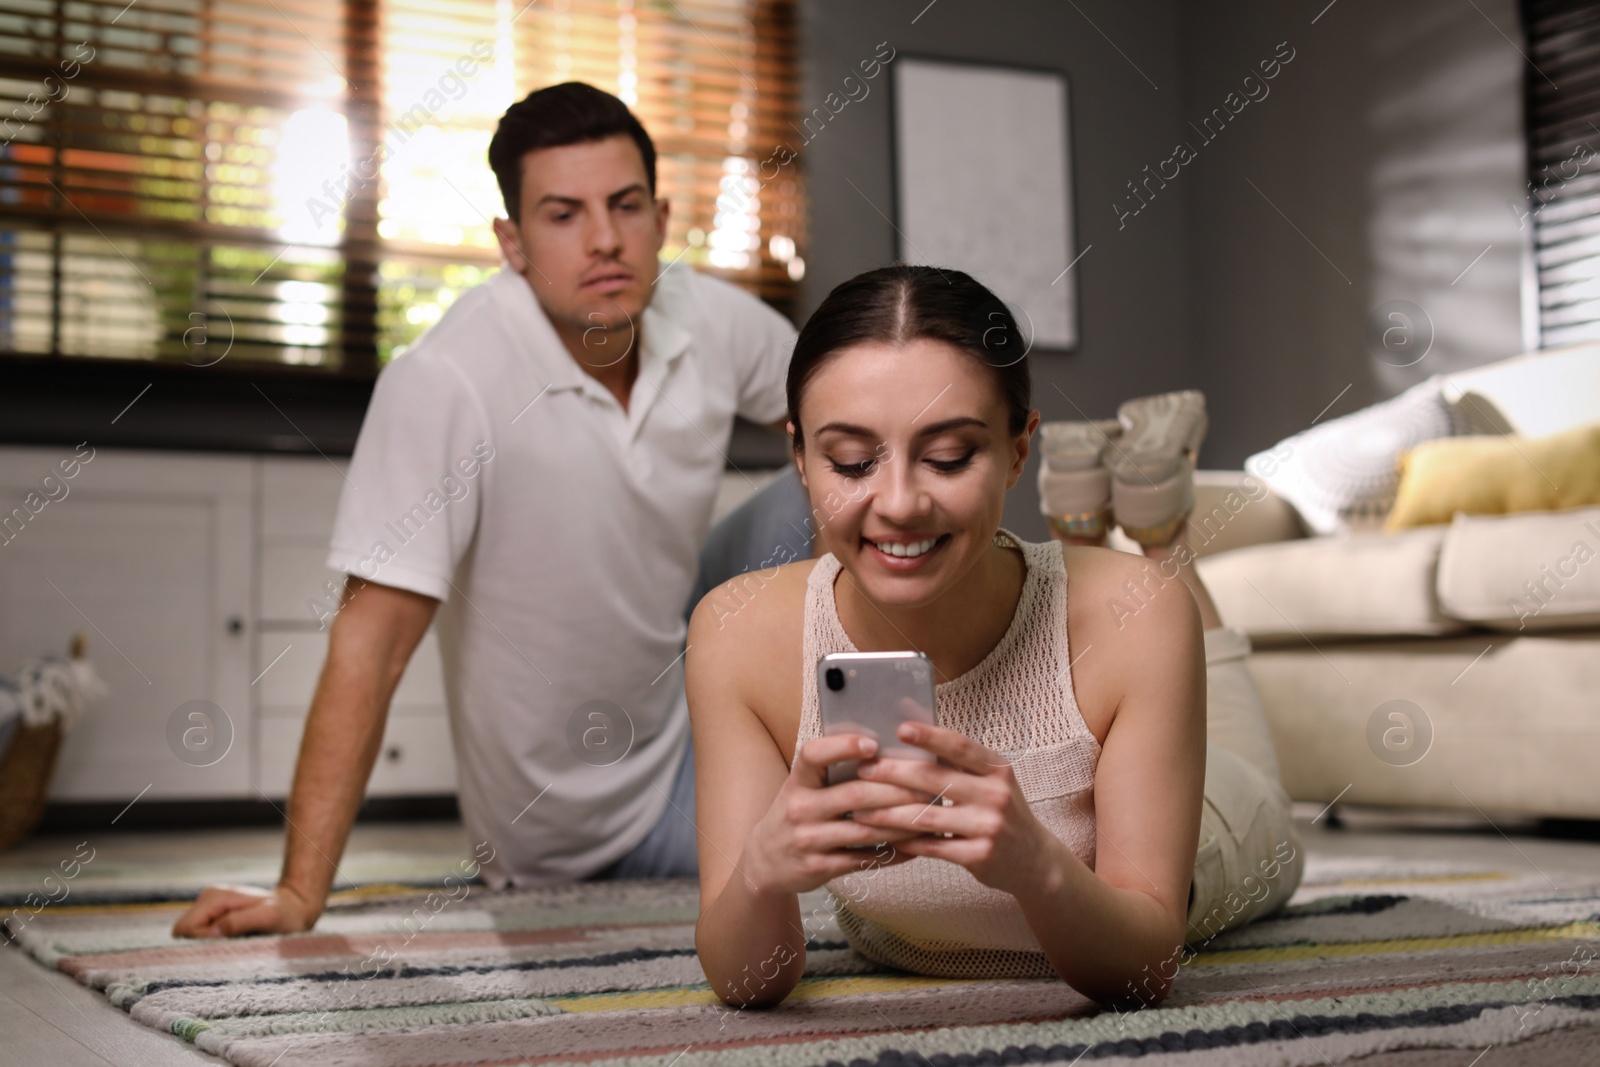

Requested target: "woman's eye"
[
  {"left": 828, "top": 458, "right": 875, "bottom": 478},
  {"left": 927, "top": 447, "right": 978, "bottom": 473}
]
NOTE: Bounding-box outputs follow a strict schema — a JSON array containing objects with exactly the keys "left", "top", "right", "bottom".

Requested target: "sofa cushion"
[
  {"left": 1441, "top": 342, "right": 1600, "bottom": 439},
  {"left": 1385, "top": 422, "right": 1600, "bottom": 530},
  {"left": 1436, "top": 506, "right": 1600, "bottom": 632},
  {"left": 1242, "top": 377, "right": 1471, "bottom": 536},
  {"left": 1196, "top": 526, "right": 1469, "bottom": 644},
  {"left": 1185, "top": 470, "right": 1307, "bottom": 558}
]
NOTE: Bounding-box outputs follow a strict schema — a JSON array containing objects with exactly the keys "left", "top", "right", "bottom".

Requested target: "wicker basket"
[
  {"left": 0, "top": 633, "right": 91, "bottom": 854},
  {"left": 0, "top": 718, "right": 65, "bottom": 853}
]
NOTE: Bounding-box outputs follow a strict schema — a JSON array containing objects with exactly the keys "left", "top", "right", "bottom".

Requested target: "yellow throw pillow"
[{"left": 1386, "top": 422, "right": 1600, "bottom": 531}]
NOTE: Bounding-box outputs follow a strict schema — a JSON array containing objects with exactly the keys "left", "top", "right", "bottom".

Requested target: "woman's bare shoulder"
[
  {"left": 1059, "top": 541, "right": 1197, "bottom": 626},
  {"left": 687, "top": 559, "right": 816, "bottom": 734},
  {"left": 690, "top": 558, "right": 816, "bottom": 650},
  {"left": 1059, "top": 541, "right": 1161, "bottom": 609},
  {"left": 1056, "top": 542, "right": 1200, "bottom": 741}
]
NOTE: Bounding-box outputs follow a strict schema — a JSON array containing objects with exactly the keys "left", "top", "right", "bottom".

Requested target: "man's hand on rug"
[
  {"left": 171, "top": 882, "right": 319, "bottom": 938},
  {"left": 741, "top": 733, "right": 923, "bottom": 895}
]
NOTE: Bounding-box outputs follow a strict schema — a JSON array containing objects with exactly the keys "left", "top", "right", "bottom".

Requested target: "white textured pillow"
[{"left": 1244, "top": 377, "right": 1471, "bottom": 535}]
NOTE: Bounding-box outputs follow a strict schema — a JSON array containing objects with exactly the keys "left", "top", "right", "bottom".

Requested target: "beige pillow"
[
  {"left": 1195, "top": 526, "right": 1468, "bottom": 643},
  {"left": 1436, "top": 507, "right": 1600, "bottom": 632},
  {"left": 1386, "top": 422, "right": 1600, "bottom": 531}
]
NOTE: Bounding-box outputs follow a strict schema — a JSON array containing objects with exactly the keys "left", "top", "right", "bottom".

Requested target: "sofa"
[{"left": 1171, "top": 344, "right": 1600, "bottom": 821}]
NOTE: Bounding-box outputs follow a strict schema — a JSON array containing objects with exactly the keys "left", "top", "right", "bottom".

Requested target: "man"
[{"left": 173, "top": 83, "right": 796, "bottom": 936}]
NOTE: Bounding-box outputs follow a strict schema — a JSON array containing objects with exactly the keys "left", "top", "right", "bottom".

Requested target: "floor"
[{"left": 0, "top": 810, "right": 1596, "bottom": 1067}]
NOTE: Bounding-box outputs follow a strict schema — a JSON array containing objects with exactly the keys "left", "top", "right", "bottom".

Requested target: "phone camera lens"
[{"left": 824, "top": 667, "right": 845, "bottom": 691}]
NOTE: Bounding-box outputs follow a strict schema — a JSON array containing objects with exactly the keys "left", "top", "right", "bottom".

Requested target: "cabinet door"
[
  {"left": 256, "top": 455, "right": 455, "bottom": 797},
  {"left": 254, "top": 627, "right": 455, "bottom": 796},
  {"left": 0, "top": 446, "right": 253, "bottom": 800},
  {"left": 259, "top": 455, "right": 349, "bottom": 627}
]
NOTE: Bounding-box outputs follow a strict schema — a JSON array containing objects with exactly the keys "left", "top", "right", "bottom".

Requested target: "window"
[
  {"left": 0, "top": 0, "right": 802, "bottom": 377},
  {"left": 1520, "top": 0, "right": 1600, "bottom": 348}
]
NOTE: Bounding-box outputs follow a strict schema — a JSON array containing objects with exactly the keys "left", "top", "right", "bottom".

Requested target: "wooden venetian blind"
[
  {"left": 0, "top": 0, "right": 802, "bottom": 373},
  {"left": 1521, "top": 0, "right": 1600, "bottom": 347}
]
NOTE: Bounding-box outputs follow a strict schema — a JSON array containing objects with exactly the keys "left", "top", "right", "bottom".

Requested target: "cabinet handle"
[
  {"left": 385, "top": 745, "right": 403, "bottom": 763},
  {"left": 227, "top": 616, "right": 245, "bottom": 635}
]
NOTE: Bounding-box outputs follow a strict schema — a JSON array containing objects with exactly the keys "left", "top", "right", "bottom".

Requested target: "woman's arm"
[
  {"left": 686, "top": 580, "right": 922, "bottom": 1009},
  {"left": 1024, "top": 563, "right": 1205, "bottom": 1004},
  {"left": 854, "top": 554, "right": 1206, "bottom": 1006}
]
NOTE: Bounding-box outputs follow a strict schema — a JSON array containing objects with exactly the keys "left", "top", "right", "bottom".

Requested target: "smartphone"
[{"left": 817, "top": 651, "right": 937, "bottom": 787}]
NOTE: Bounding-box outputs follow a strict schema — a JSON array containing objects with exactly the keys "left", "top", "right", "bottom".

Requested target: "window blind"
[
  {"left": 1521, "top": 0, "right": 1600, "bottom": 348},
  {"left": 0, "top": 0, "right": 801, "bottom": 373}
]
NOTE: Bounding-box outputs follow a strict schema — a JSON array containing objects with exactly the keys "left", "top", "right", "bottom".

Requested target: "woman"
[{"left": 686, "top": 265, "right": 1301, "bottom": 1010}]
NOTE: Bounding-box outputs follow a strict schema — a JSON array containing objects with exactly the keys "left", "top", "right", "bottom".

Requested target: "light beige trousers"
[{"left": 1185, "top": 626, "right": 1305, "bottom": 944}]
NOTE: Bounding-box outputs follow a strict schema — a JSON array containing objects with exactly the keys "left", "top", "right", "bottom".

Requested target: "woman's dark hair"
[
  {"left": 787, "top": 265, "right": 1032, "bottom": 450},
  {"left": 488, "top": 82, "right": 656, "bottom": 221}
]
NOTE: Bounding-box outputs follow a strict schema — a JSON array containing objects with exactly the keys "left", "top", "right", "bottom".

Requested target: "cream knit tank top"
[{"left": 793, "top": 530, "right": 1101, "bottom": 978}]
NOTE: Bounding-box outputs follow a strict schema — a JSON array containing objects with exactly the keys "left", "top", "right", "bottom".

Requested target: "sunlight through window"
[{"left": 273, "top": 108, "right": 351, "bottom": 247}]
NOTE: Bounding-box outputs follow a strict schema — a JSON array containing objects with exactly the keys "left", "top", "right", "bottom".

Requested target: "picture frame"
[{"left": 891, "top": 56, "right": 1079, "bottom": 351}]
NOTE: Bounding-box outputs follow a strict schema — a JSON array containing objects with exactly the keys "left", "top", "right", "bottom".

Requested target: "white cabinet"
[
  {"left": 0, "top": 446, "right": 455, "bottom": 802},
  {"left": 1, "top": 448, "right": 754, "bottom": 804},
  {"left": 253, "top": 454, "right": 455, "bottom": 799},
  {"left": 0, "top": 446, "right": 253, "bottom": 800},
  {"left": 258, "top": 455, "right": 351, "bottom": 626},
  {"left": 252, "top": 628, "right": 457, "bottom": 797}
]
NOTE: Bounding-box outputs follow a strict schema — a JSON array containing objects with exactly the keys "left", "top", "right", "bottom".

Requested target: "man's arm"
[{"left": 172, "top": 577, "right": 438, "bottom": 938}]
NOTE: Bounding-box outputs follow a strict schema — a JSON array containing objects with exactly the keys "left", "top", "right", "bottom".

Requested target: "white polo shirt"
[{"left": 327, "top": 265, "right": 794, "bottom": 886}]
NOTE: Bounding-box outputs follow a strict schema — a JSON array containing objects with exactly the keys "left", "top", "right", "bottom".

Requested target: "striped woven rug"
[{"left": 5, "top": 854, "right": 1599, "bottom": 1066}]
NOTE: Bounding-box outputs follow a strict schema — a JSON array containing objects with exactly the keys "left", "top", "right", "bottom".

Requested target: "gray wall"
[
  {"left": 796, "top": 0, "right": 1529, "bottom": 527},
  {"left": 798, "top": 0, "right": 1195, "bottom": 541},
  {"left": 1182, "top": 0, "right": 1528, "bottom": 466}
]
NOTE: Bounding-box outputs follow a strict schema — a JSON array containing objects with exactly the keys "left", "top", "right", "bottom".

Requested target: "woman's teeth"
[{"left": 872, "top": 537, "right": 940, "bottom": 558}]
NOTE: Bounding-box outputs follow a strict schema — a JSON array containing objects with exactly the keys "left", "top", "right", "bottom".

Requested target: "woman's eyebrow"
[
  {"left": 812, "top": 416, "right": 989, "bottom": 440},
  {"left": 917, "top": 416, "right": 988, "bottom": 436},
  {"left": 812, "top": 421, "right": 877, "bottom": 438}
]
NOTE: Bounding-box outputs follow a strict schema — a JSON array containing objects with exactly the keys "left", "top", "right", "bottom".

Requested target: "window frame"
[
  {"left": 1518, "top": 0, "right": 1600, "bottom": 351},
  {"left": 1, "top": 0, "right": 801, "bottom": 454}
]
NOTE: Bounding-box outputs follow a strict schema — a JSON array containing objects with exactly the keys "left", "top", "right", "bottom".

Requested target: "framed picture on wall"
[{"left": 891, "top": 57, "right": 1079, "bottom": 351}]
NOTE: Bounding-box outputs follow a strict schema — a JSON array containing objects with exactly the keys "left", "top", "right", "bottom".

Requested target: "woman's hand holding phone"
[
  {"left": 739, "top": 733, "right": 926, "bottom": 895},
  {"left": 847, "top": 721, "right": 1058, "bottom": 899}
]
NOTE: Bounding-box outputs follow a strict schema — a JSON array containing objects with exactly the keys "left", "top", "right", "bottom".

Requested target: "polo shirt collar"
[
  {"left": 488, "top": 266, "right": 691, "bottom": 423},
  {"left": 488, "top": 268, "right": 585, "bottom": 395},
  {"left": 627, "top": 294, "right": 692, "bottom": 434}
]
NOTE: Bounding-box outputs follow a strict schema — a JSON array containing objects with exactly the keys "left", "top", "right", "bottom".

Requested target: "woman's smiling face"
[{"left": 795, "top": 337, "right": 1038, "bottom": 609}]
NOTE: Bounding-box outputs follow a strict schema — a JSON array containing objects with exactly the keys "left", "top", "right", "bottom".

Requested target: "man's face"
[{"left": 492, "top": 135, "right": 668, "bottom": 355}]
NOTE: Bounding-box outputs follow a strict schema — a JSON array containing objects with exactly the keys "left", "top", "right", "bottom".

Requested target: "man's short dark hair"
[{"left": 488, "top": 82, "right": 657, "bottom": 221}]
